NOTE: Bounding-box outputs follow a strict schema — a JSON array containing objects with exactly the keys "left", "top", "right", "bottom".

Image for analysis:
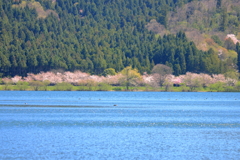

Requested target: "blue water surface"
[{"left": 0, "top": 91, "right": 240, "bottom": 159}]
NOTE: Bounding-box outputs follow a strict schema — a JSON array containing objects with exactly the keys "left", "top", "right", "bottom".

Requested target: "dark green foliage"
[
  {"left": 220, "top": 9, "right": 228, "bottom": 32},
  {"left": 237, "top": 43, "right": 240, "bottom": 73},
  {"left": 216, "top": 0, "right": 222, "bottom": 9},
  {"left": 224, "top": 38, "right": 236, "bottom": 51},
  {"left": 0, "top": 0, "right": 228, "bottom": 77}
]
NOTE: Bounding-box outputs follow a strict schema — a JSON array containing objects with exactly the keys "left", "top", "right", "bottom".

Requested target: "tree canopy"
[
  {"left": 0, "top": 0, "right": 238, "bottom": 77},
  {"left": 120, "top": 66, "right": 142, "bottom": 90}
]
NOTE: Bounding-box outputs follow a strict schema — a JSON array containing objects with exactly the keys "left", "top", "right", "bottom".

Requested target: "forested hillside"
[
  {"left": 153, "top": 0, "right": 240, "bottom": 51},
  {"left": 0, "top": 0, "right": 239, "bottom": 77}
]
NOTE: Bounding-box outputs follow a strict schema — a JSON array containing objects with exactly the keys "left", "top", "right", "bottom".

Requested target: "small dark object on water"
[{"left": 113, "top": 104, "right": 117, "bottom": 106}]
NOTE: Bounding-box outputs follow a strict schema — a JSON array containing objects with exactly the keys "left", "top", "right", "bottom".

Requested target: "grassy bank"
[{"left": 0, "top": 82, "right": 240, "bottom": 92}]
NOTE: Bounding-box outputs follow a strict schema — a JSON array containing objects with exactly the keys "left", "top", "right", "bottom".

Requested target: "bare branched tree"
[{"left": 151, "top": 64, "right": 173, "bottom": 87}]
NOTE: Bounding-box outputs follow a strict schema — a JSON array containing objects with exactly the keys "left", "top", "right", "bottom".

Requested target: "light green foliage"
[
  {"left": 163, "top": 80, "right": 173, "bottom": 91},
  {"left": 16, "top": 81, "right": 29, "bottom": 91},
  {"left": 97, "top": 83, "right": 112, "bottom": 91},
  {"left": 236, "top": 81, "right": 240, "bottom": 91},
  {"left": 120, "top": 66, "right": 142, "bottom": 90},
  {"left": 209, "top": 82, "right": 225, "bottom": 92},
  {"left": 112, "top": 87, "right": 122, "bottom": 91},
  {"left": 29, "top": 81, "right": 45, "bottom": 91},
  {"left": 54, "top": 82, "right": 73, "bottom": 91},
  {"left": 224, "top": 71, "right": 239, "bottom": 80},
  {"left": 43, "top": 80, "right": 51, "bottom": 86},
  {"left": 2, "top": 85, "right": 12, "bottom": 91},
  {"left": 189, "top": 78, "right": 202, "bottom": 91},
  {"left": 102, "top": 68, "right": 116, "bottom": 76},
  {"left": 84, "top": 80, "right": 97, "bottom": 91},
  {"left": 42, "top": 80, "right": 51, "bottom": 90},
  {"left": 179, "top": 84, "right": 190, "bottom": 92}
]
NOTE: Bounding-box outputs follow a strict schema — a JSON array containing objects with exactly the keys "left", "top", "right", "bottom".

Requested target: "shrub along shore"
[
  {"left": 0, "top": 83, "right": 240, "bottom": 92},
  {"left": 1, "top": 80, "right": 240, "bottom": 92},
  {"left": 1, "top": 67, "right": 240, "bottom": 92}
]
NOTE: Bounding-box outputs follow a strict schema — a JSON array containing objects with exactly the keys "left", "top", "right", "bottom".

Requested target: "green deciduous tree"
[
  {"left": 120, "top": 66, "right": 142, "bottom": 90},
  {"left": 102, "top": 68, "right": 116, "bottom": 76}
]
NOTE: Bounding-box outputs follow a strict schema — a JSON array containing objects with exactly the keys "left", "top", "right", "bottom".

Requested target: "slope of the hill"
[
  {"left": 0, "top": 0, "right": 238, "bottom": 77},
  {"left": 147, "top": 0, "right": 239, "bottom": 62}
]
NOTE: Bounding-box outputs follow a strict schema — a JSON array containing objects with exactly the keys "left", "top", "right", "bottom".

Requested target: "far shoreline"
[{"left": 0, "top": 85, "right": 239, "bottom": 92}]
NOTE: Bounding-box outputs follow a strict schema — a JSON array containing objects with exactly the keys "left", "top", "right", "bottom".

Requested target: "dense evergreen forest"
[{"left": 0, "top": 0, "right": 239, "bottom": 77}]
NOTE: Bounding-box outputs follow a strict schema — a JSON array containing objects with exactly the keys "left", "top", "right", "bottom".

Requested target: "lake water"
[{"left": 0, "top": 91, "right": 240, "bottom": 159}]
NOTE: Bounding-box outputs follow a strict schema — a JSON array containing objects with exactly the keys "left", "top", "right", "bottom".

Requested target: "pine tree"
[
  {"left": 174, "top": 63, "right": 181, "bottom": 76},
  {"left": 0, "top": 51, "right": 11, "bottom": 75},
  {"left": 186, "top": 45, "right": 194, "bottom": 72},
  {"left": 178, "top": 49, "right": 186, "bottom": 74},
  {"left": 0, "top": 0, "right": 236, "bottom": 77}
]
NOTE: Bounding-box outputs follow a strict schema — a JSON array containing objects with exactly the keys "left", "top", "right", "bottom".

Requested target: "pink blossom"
[
  {"left": 225, "top": 34, "right": 240, "bottom": 44},
  {"left": 171, "top": 77, "right": 182, "bottom": 84},
  {"left": 2, "top": 69, "right": 235, "bottom": 88},
  {"left": 11, "top": 76, "right": 23, "bottom": 83},
  {"left": 142, "top": 74, "right": 154, "bottom": 84},
  {"left": 103, "top": 74, "right": 123, "bottom": 85},
  {"left": 212, "top": 74, "right": 226, "bottom": 83}
]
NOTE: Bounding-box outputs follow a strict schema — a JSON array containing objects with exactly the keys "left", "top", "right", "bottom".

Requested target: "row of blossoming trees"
[{"left": 1, "top": 65, "right": 240, "bottom": 91}]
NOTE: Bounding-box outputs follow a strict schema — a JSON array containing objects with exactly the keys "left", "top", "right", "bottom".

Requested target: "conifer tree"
[
  {"left": 0, "top": 0, "right": 236, "bottom": 77},
  {"left": 186, "top": 45, "right": 194, "bottom": 72},
  {"left": 220, "top": 9, "right": 228, "bottom": 32},
  {"left": 236, "top": 42, "right": 240, "bottom": 73}
]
